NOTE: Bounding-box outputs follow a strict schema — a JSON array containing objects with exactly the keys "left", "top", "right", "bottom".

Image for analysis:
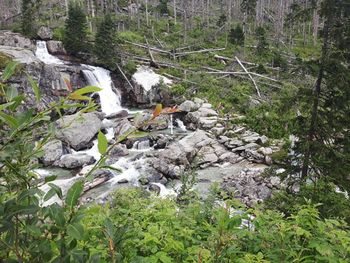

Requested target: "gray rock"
[
  {"left": 37, "top": 26, "right": 53, "bottom": 40},
  {"left": 114, "top": 118, "right": 134, "bottom": 138},
  {"left": 199, "top": 117, "right": 218, "bottom": 129},
  {"left": 201, "top": 103, "right": 212, "bottom": 108},
  {"left": 0, "top": 31, "right": 34, "bottom": 50},
  {"left": 106, "top": 109, "right": 129, "bottom": 119},
  {"left": 193, "top": 97, "right": 205, "bottom": 105},
  {"left": 58, "top": 154, "right": 95, "bottom": 169},
  {"left": 179, "top": 100, "right": 198, "bottom": 112},
  {"left": 41, "top": 139, "right": 64, "bottom": 166},
  {"left": 46, "top": 40, "right": 66, "bottom": 55},
  {"left": 184, "top": 111, "right": 200, "bottom": 124},
  {"left": 56, "top": 112, "right": 102, "bottom": 151},
  {"left": 211, "top": 125, "right": 225, "bottom": 136},
  {"left": 232, "top": 143, "right": 259, "bottom": 152},
  {"left": 198, "top": 107, "right": 218, "bottom": 117}
]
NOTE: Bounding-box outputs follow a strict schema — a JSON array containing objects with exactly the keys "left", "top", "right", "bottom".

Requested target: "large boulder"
[
  {"left": 56, "top": 112, "right": 103, "bottom": 150},
  {"left": 46, "top": 40, "right": 66, "bottom": 55},
  {"left": 40, "top": 139, "right": 65, "bottom": 166},
  {"left": 129, "top": 66, "right": 173, "bottom": 106},
  {"left": 37, "top": 26, "right": 53, "bottom": 40},
  {"left": 58, "top": 153, "right": 96, "bottom": 169}
]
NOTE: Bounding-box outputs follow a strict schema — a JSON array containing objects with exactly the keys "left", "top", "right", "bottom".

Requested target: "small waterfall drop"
[
  {"left": 176, "top": 119, "right": 187, "bottom": 132},
  {"left": 82, "top": 65, "right": 122, "bottom": 115},
  {"left": 35, "top": 41, "right": 64, "bottom": 65},
  {"left": 133, "top": 140, "right": 151, "bottom": 150}
]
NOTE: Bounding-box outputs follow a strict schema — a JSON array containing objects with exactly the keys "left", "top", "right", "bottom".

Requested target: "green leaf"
[
  {"left": 97, "top": 131, "right": 108, "bottom": 154},
  {"left": 44, "top": 188, "right": 57, "bottom": 202},
  {"left": 65, "top": 181, "right": 84, "bottom": 209},
  {"left": 45, "top": 175, "right": 57, "bottom": 183},
  {"left": 27, "top": 74, "right": 41, "bottom": 102},
  {"left": 5, "top": 86, "right": 18, "bottom": 101},
  {"left": 26, "top": 225, "right": 41, "bottom": 237},
  {"left": 2, "top": 61, "right": 19, "bottom": 81},
  {"left": 68, "top": 93, "right": 91, "bottom": 101},
  {"left": 0, "top": 101, "right": 15, "bottom": 111},
  {"left": 67, "top": 223, "right": 84, "bottom": 240},
  {"left": 0, "top": 111, "right": 19, "bottom": 128},
  {"left": 48, "top": 183, "right": 63, "bottom": 199},
  {"left": 71, "top": 86, "right": 102, "bottom": 96}
]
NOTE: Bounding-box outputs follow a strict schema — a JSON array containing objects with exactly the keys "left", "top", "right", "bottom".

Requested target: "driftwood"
[
  {"left": 235, "top": 56, "right": 261, "bottom": 97},
  {"left": 144, "top": 36, "right": 159, "bottom": 68},
  {"left": 174, "top": 47, "right": 226, "bottom": 57},
  {"left": 116, "top": 63, "right": 134, "bottom": 90}
]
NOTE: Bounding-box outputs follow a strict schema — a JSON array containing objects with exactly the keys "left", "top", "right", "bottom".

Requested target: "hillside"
[{"left": 0, "top": 1, "right": 350, "bottom": 262}]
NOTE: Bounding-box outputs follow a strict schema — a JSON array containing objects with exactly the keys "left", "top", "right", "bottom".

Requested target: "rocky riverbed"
[{"left": 1, "top": 30, "right": 285, "bottom": 207}]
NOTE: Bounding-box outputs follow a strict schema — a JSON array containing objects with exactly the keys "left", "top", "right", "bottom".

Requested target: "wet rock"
[
  {"left": 58, "top": 154, "right": 95, "bottom": 169},
  {"left": 37, "top": 26, "right": 53, "bottom": 40},
  {"left": 114, "top": 118, "right": 134, "bottom": 138},
  {"left": 179, "top": 100, "right": 198, "bottom": 112},
  {"left": 46, "top": 40, "right": 66, "bottom": 55},
  {"left": 56, "top": 112, "right": 102, "bottom": 151},
  {"left": 106, "top": 109, "right": 129, "bottom": 119},
  {"left": 41, "top": 139, "right": 64, "bottom": 166},
  {"left": 118, "top": 179, "right": 129, "bottom": 184},
  {"left": 149, "top": 184, "right": 161, "bottom": 195}
]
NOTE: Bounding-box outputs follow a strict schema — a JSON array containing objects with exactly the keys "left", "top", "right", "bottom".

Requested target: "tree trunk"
[{"left": 301, "top": 19, "right": 330, "bottom": 179}]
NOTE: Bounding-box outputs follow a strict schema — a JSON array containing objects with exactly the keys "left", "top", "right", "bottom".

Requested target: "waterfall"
[
  {"left": 133, "top": 140, "right": 151, "bottom": 150},
  {"left": 176, "top": 119, "right": 187, "bottom": 132},
  {"left": 35, "top": 41, "right": 64, "bottom": 65},
  {"left": 82, "top": 65, "right": 122, "bottom": 116}
]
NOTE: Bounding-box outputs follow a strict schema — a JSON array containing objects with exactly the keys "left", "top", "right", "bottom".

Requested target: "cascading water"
[
  {"left": 35, "top": 41, "right": 64, "bottom": 65},
  {"left": 34, "top": 41, "right": 176, "bottom": 203},
  {"left": 82, "top": 65, "right": 122, "bottom": 116}
]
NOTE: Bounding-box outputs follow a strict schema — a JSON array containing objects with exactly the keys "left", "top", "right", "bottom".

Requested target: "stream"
[{"left": 35, "top": 41, "right": 183, "bottom": 203}]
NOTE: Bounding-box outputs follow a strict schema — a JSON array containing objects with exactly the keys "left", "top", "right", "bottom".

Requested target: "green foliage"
[
  {"left": 63, "top": 2, "right": 89, "bottom": 56},
  {"left": 21, "top": 0, "right": 35, "bottom": 38},
  {"left": 53, "top": 27, "right": 65, "bottom": 41},
  {"left": 229, "top": 25, "right": 245, "bottom": 46},
  {"left": 266, "top": 180, "right": 350, "bottom": 224},
  {"left": 255, "top": 26, "right": 269, "bottom": 56},
  {"left": 157, "top": 0, "right": 169, "bottom": 16},
  {"left": 217, "top": 14, "right": 227, "bottom": 27},
  {"left": 81, "top": 189, "right": 350, "bottom": 262},
  {"left": 0, "top": 61, "right": 101, "bottom": 262},
  {"left": 95, "top": 14, "right": 119, "bottom": 70}
]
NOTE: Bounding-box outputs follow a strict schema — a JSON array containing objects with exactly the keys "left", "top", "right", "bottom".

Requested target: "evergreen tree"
[
  {"left": 157, "top": 0, "right": 169, "bottom": 16},
  {"left": 255, "top": 26, "right": 268, "bottom": 55},
  {"left": 63, "top": 2, "right": 88, "bottom": 56},
  {"left": 229, "top": 25, "right": 245, "bottom": 46},
  {"left": 21, "top": 0, "right": 34, "bottom": 37},
  {"left": 94, "top": 14, "right": 118, "bottom": 69},
  {"left": 217, "top": 14, "right": 227, "bottom": 27}
]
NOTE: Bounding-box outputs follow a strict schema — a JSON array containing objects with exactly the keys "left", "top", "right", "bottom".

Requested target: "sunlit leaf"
[
  {"left": 68, "top": 93, "right": 91, "bottom": 101},
  {"left": 0, "top": 111, "right": 19, "bottom": 128},
  {"left": 1, "top": 61, "right": 19, "bottom": 81},
  {"left": 97, "top": 131, "right": 108, "bottom": 154},
  {"left": 71, "top": 86, "right": 102, "bottom": 96},
  {"left": 27, "top": 74, "right": 41, "bottom": 102},
  {"left": 65, "top": 181, "right": 84, "bottom": 209},
  {"left": 161, "top": 106, "right": 181, "bottom": 114},
  {"left": 5, "top": 86, "right": 18, "bottom": 101},
  {"left": 0, "top": 101, "right": 15, "bottom": 111},
  {"left": 67, "top": 223, "right": 84, "bottom": 240},
  {"left": 152, "top": 104, "right": 162, "bottom": 119}
]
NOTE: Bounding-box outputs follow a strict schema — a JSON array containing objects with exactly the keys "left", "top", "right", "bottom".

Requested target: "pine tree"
[
  {"left": 21, "top": 0, "right": 34, "bottom": 37},
  {"left": 229, "top": 25, "right": 245, "bottom": 46},
  {"left": 255, "top": 26, "right": 268, "bottom": 55},
  {"left": 94, "top": 14, "right": 118, "bottom": 69},
  {"left": 294, "top": 0, "right": 350, "bottom": 191},
  {"left": 63, "top": 2, "right": 88, "bottom": 56}
]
